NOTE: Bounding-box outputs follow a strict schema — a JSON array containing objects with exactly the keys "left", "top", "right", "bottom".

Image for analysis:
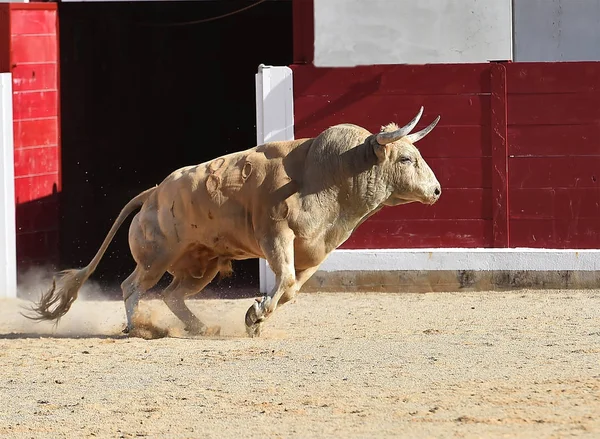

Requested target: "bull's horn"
[
  {"left": 375, "top": 106, "right": 424, "bottom": 145},
  {"left": 406, "top": 115, "right": 441, "bottom": 143}
]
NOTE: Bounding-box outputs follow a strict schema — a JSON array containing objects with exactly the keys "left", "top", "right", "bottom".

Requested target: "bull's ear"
[{"left": 372, "top": 140, "right": 392, "bottom": 163}]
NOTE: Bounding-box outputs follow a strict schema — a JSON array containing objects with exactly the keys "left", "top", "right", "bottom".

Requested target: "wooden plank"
[
  {"left": 291, "top": 63, "right": 492, "bottom": 97},
  {"left": 508, "top": 93, "right": 600, "bottom": 126},
  {"left": 292, "top": 0, "right": 314, "bottom": 64},
  {"left": 10, "top": 34, "right": 57, "bottom": 64},
  {"left": 0, "top": 8, "right": 9, "bottom": 73},
  {"left": 13, "top": 118, "right": 58, "bottom": 148},
  {"left": 509, "top": 156, "right": 600, "bottom": 189},
  {"left": 294, "top": 94, "right": 490, "bottom": 139},
  {"left": 506, "top": 62, "right": 600, "bottom": 94},
  {"left": 510, "top": 188, "right": 600, "bottom": 219},
  {"left": 9, "top": 9, "right": 56, "bottom": 36},
  {"left": 14, "top": 172, "right": 58, "bottom": 203},
  {"left": 11, "top": 63, "right": 57, "bottom": 92},
  {"left": 371, "top": 188, "right": 492, "bottom": 220},
  {"left": 14, "top": 146, "right": 59, "bottom": 177},
  {"left": 341, "top": 219, "right": 492, "bottom": 249},
  {"left": 490, "top": 63, "right": 509, "bottom": 247},
  {"left": 428, "top": 157, "right": 492, "bottom": 189},
  {"left": 510, "top": 219, "right": 600, "bottom": 249},
  {"left": 12, "top": 90, "right": 58, "bottom": 119},
  {"left": 508, "top": 124, "right": 600, "bottom": 157},
  {"left": 297, "top": 125, "right": 490, "bottom": 158},
  {"left": 419, "top": 126, "right": 491, "bottom": 158},
  {"left": 15, "top": 199, "right": 58, "bottom": 233},
  {"left": 15, "top": 229, "right": 59, "bottom": 264}
]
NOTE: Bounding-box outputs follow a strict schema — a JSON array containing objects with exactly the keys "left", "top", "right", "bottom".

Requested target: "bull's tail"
[{"left": 22, "top": 187, "right": 157, "bottom": 323}]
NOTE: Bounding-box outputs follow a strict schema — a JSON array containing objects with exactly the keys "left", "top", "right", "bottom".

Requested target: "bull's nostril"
[{"left": 434, "top": 187, "right": 441, "bottom": 196}]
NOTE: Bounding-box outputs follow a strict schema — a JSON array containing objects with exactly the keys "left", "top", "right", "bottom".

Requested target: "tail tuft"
[{"left": 21, "top": 268, "right": 89, "bottom": 323}]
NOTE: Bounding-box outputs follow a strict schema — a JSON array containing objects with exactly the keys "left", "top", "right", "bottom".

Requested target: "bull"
[{"left": 25, "top": 107, "right": 441, "bottom": 337}]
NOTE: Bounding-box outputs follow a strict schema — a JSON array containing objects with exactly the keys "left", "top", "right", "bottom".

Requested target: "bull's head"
[{"left": 371, "top": 107, "right": 441, "bottom": 206}]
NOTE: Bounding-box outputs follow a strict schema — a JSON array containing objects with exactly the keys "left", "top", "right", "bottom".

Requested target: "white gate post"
[
  {"left": 255, "top": 64, "right": 294, "bottom": 294},
  {"left": 0, "top": 73, "right": 17, "bottom": 298}
]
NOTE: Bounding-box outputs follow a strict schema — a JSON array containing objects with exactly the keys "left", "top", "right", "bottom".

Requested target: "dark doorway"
[{"left": 58, "top": 0, "right": 293, "bottom": 298}]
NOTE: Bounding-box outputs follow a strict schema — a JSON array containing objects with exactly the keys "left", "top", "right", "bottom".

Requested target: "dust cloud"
[{"left": 2, "top": 265, "right": 251, "bottom": 339}]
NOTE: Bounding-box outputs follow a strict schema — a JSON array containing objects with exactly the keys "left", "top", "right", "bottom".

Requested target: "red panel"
[
  {"left": 14, "top": 146, "right": 59, "bottom": 177},
  {"left": 510, "top": 219, "right": 600, "bottom": 249},
  {"left": 299, "top": 125, "right": 489, "bottom": 158},
  {"left": 490, "top": 63, "right": 509, "bottom": 247},
  {"left": 14, "top": 173, "right": 59, "bottom": 204},
  {"left": 507, "top": 62, "right": 600, "bottom": 94},
  {"left": 291, "top": 64, "right": 492, "bottom": 96},
  {"left": 428, "top": 157, "right": 491, "bottom": 189},
  {"left": 0, "top": 8, "right": 9, "bottom": 73},
  {"left": 10, "top": 10, "right": 56, "bottom": 35},
  {"left": 418, "top": 126, "right": 490, "bottom": 158},
  {"left": 12, "top": 90, "right": 58, "bottom": 120},
  {"left": 510, "top": 188, "right": 600, "bottom": 219},
  {"left": 15, "top": 200, "right": 59, "bottom": 234},
  {"left": 294, "top": 94, "right": 490, "bottom": 139},
  {"left": 55, "top": 8, "right": 62, "bottom": 194},
  {"left": 10, "top": 35, "right": 56, "bottom": 64},
  {"left": 508, "top": 93, "right": 600, "bottom": 126},
  {"left": 371, "top": 189, "right": 492, "bottom": 220},
  {"left": 292, "top": 0, "right": 314, "bottom": 64},
  {"left": 13, "top": 118, "right": 58, "bottom": 148},
  {"left": 5, "top": 4, "right": 60, "bottom": 269},
  {"left": 11, "top": 63, "right": 57, "bottom": 92},
  {"left": 16, "top": 230, "right": 59, "bottom": 264},
  {"left": 508, "top": 124, "right": 600, "bottom": 156},
  {"left": 342, "top": 219, "right": 492, "bottom": 248},
  {"left": 509, "top": 157, "right": 600, "bottom": 189}
]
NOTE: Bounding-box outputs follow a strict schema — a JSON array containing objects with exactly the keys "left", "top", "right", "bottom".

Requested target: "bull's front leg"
[{"left": 245, "top": 229, "right": 297, "bottom": 338}]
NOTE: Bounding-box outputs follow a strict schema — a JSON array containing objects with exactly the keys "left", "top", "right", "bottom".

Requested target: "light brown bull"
[{"left": 26, "top": 107, "right": 441, "bottom": 337}]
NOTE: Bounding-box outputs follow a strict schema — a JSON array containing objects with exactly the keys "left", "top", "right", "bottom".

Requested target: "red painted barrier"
[
  {"left": 0, "top": 4, "right": 60, "bottom": 268},
  {"left": 291, "top": 61, "right": 600, "bottom": 249}
]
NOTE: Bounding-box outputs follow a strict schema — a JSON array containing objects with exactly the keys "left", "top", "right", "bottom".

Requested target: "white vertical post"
[
  {"left": 255, "top": 64, "right": 294, "bottom": 294},
  {"left": 0, "top": 73, "right": 17, "bottom": 298}
]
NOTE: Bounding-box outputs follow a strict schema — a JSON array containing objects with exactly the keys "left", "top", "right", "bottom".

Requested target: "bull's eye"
[{"left": 399, "top": 156, "right": 412, "bottom": 164}]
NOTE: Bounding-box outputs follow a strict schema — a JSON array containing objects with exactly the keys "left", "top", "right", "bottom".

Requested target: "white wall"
[
  {"left": 314, "top": 0, "right": 513, "bottom": 67},
  {"left": 513, "top": 0, "right": 600, "bottom": 62},
  {"left": 0, "top": 73, "right": 17, "bottom": 299}
]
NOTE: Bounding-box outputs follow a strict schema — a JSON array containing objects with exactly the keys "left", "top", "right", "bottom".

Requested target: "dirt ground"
[{"left": 0, "top": 288, "right": 599, "bottom": 438}]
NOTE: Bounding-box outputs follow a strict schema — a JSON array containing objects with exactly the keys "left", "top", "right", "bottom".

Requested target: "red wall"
[
  {"left": 0, "top": 4, "right": 60, "bottom": 268},
  {"left": 507, "top": 63, "right": 600, "bottom": 248},
  {"left": 291, "top": 62, "right": 600, "bottom": 249}
]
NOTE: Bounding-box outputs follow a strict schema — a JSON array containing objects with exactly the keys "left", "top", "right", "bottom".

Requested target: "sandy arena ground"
[{"left": 0, "top": 288, "right": 599, "bottom": 438}]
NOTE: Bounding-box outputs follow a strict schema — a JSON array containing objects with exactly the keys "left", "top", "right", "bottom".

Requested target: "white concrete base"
[
  {"left": 318, "top": 248, "right": 600, "bottom": 272},
  {"left": 299, "top": 248, "right": 600, "bottom": 293},
  {"left": 262, "top": 248, "right": 600, "bottom": 294}
]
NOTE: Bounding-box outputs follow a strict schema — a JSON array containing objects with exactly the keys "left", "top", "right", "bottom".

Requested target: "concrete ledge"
[
  {"left": 262, "top": 249, "right": 600, "bottom": 293},
  {"left": 317, "top": 249, "right": 600, "bottom": 272},
  {"left": 302, "top": 270, "right": 600, "bottom": 293}
]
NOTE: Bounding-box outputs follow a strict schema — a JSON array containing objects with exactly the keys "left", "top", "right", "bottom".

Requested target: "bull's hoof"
[
  {"left": 245, "top": 300, "right": 265, "bottom": 338},
  {"left": 245, "top": 321, "right": 263, "bottom": 338},
  {"left": 122, "top": 325, "right": 131, "bottom": 335}
]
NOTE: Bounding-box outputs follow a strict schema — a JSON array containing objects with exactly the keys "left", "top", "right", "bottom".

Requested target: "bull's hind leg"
[
  {"left": 121, "top": 264, "right": 167, "bottom": 333},
  {"left": 162, "top": 260, "right": 221, "bottom": 336}
]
